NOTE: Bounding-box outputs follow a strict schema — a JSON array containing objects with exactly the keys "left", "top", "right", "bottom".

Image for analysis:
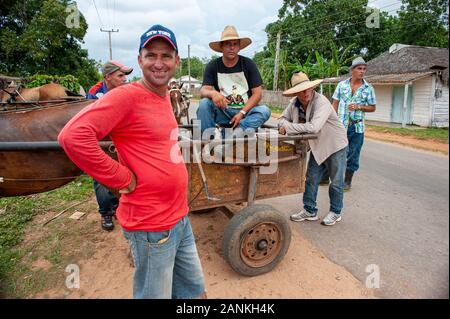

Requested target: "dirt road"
[{"left": 33, "top": 205, "right": 373, "bottom": 299}]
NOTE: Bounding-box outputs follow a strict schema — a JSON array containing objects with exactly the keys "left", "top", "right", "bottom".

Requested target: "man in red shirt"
[
  {"left": 86, "top": 60, "right": 133, "bottom": 232},
  {"left": 58, "top": 24, "right": 205, "bottom": 299}
]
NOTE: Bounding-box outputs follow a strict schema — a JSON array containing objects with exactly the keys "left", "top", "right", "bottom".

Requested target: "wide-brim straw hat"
[
  {"left": 209, "top": 25, "right": 252, "bottom": 53},
  {"left": 282, "top": 72, "right": 323, "bottom": 97}
]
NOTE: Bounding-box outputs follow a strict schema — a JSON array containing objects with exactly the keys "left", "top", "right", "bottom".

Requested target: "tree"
[
  {"left": 255, "top": 0, "right": 448, "bottom": 91},
  {"left": 395, "top": 0, "right": 449, "bottom": 48},
  {"left": 0, "top": 0, "right": 101, "bottom": 88},
  {"left": 175, "top": 56, "right": 206, "bottom": 80}
]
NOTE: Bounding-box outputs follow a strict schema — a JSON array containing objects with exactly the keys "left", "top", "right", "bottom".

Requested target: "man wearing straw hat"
[
  {"left": 278, "top": 72, "right": 348, "bottom": 226},
  {"left": 331, "top": 57, "right": 376, "bottom": 191},
  {"left": 197, "top": 25, "right": 271, "bottom": 139}
]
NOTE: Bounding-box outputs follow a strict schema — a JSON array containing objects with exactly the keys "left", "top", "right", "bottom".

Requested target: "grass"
[
  {"left": 366, "top": 125, "right": 449, "bottom": 143},
  {"left": 268, "top": 104, "right": 285, "bottom": 115},
  {"left": 0, "top": 175, "right": 95, "bottom": 298}
]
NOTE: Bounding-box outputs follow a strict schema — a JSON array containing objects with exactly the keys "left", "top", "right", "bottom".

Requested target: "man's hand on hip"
[{"left": 119, "top": 172, "right": 137, "bottom": 194}]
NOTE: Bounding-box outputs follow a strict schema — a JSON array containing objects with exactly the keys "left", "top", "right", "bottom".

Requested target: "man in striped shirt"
[{"left": 332, "top": 57, "right": 376, "bottom": 191}]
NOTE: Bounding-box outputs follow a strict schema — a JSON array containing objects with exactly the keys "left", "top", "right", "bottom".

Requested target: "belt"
[{"left": 349, "top": 119, "right": 362, "bottom": 126}]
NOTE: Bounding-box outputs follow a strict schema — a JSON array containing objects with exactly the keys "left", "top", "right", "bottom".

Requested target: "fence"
[{"left": 261, "top": 90, "right": 293, "bottom": 109}]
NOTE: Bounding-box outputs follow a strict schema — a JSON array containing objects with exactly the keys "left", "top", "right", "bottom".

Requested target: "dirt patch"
[
  {"left": 30, "top": 208, "right": 372, "bottom": 299},
  {"left": 364, "top": 128, "right": 448, "bottom": 155}
]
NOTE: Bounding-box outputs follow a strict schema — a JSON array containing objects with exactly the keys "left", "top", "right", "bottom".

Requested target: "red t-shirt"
[{"left": 58, "top": 82, "right": 188, "bottom": 231}]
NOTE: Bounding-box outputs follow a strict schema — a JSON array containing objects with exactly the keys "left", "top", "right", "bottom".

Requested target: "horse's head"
[
  {"left": 1, "top": 87, "right": 18, "bottom": 103},
  {"left": 169, "top": 85, "right": 190, "bottom": 124}
]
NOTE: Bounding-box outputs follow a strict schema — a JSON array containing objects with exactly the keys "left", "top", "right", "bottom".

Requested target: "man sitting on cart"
[
  {"left": 196, "top": 25, "right": 271, "bottom": 140},
  {"left": 278, "top": 72, "right": 348, "bottom": 226}
]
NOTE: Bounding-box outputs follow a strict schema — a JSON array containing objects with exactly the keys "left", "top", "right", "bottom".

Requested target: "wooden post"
[
  {"left": 402, "top": 83, "right": 410, "bottom": 128},
  {"left": 273, "top": 31, "right": 281, "bottom": 92}
]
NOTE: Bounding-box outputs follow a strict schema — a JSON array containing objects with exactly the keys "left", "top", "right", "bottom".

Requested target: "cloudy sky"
[
  {"left": 76, "top": 0, "right": 401, "bottom": 78},
  {"left": 76, "top": 0, "right": 283, "bottom": 78}
]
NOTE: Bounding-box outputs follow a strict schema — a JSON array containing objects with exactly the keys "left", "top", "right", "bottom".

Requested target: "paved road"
[
  {"left": 260, "top": 139, "right": 449, "bottom": 299},
  {"left": 187, "top": 103, "right": 449, "bottom": 298}
]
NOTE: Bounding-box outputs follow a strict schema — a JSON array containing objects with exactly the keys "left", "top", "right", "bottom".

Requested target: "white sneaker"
[
  {"left": 321, "top": 212, "right": 342, "bottom": 226},
  {"left": 290, "top": 209, "right": 318, "bottom": 222}
]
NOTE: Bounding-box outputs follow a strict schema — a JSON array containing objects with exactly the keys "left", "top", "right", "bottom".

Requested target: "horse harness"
[{"left": 2, "top": 84, "right": 26, "bottom": 104}]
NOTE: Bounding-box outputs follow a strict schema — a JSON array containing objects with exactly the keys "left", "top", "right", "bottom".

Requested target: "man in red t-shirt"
[
  {"left": 58, "top": 24, "right": 205, "bottom": 299},
  {"left": 86, "top": 60, "right": 133, "bottom": 232}
]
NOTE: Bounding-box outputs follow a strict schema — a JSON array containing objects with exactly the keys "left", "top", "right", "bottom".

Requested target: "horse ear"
[{"left": 179, "top": 82, "right": 184, "bottom": 89}]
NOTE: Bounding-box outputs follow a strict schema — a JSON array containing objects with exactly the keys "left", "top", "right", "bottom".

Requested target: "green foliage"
[
  {"left": 175, "top": 56, "right": 207, "bottom": 80},
  {"left": 26, "top": 74, "right": 81, "bottom": 92},
  {"left": 396, "top": 0, "right": 449, "bottom": 48},
  {"left": 256, "top": 0, "right": 449, "bottom": 90},
  {"left": 0, "top": 0, "right": 101, "bottom": 88},
  {"left": 367, "top": 126, "right": 449, "bottom": 143},
  {"left": 254, "top": 43, "right": 354, "bottom": 91}
]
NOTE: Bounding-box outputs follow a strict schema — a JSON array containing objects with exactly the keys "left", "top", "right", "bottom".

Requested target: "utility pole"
[
  {"left": 100, "top": 28, "right": 119, "bottom": 60},
  {"left": 273, "top": 31, "right": 281, "bottom": 91},
  {"left": 188, "top": 44, "right": 191, "bottom": 93}
]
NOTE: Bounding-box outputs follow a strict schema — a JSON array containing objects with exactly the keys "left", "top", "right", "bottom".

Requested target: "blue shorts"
[{"left": 123, "top": 215, "right": 205, "bottom": 299}]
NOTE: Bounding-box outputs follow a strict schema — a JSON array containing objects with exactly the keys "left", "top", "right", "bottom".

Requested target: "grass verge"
[
  {"left": 0, "top": 175, "right": 96, "bottom": 298},
  {"left": 366, "top": 125, "right": 449, "bottom": 144}
]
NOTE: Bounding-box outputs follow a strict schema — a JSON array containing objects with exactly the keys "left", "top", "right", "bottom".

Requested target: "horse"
[
  {"left": 1, "top": 83, "right": 82, "bottom": 104},
  {"left": 0, "top": 99, "right": 97, "bottom": 197},
  {"left": 1, "top": 82, "right": 190, "bottom": 197},
  {"left": 169, "top": 82, "right": 190, "bottom": 124}
]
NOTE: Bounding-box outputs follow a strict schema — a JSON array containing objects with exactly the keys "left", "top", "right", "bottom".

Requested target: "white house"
[
  {"left": 178, "top": 75, "right": 202, "bottom": 89},
  {"left": 323, "top": 44, "right": 449, "bottom": 127}
]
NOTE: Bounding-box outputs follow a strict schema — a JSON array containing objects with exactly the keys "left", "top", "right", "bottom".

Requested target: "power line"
[
  {"left": 113, "top": 0, "right": 116, "bottom": 29},
  {"left": 273, "top": 0, "right": 401, "bottom": 36},
  {"left": 92, "top": 0, "right": 104, "bottom": 28},
  {"left": 285, "top": 7, "right": 400, "bottom": 43},
  {"left": 282, "top": 2, "right": 400, "bottom": 40}
]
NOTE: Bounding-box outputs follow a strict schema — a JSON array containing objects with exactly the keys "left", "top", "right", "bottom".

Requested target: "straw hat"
[
  {"left": 282, "top": 72, "right": 323, "bottom": 97},
  {"left": 209, "top": 25, "right": 252, "bottom": 53}
]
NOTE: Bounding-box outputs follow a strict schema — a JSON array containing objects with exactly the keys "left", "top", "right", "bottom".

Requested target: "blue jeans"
[
  {"left": 196, "top": 98, "right": 271, "bottom": 135},
  {"left": 122, "top": 215, "right": 205, "bottom": 299},
  {"left": 93, "top": 180, "right": 118, "bottom": 216},
  {"left": 303, "top": 147, "right": 347, "bottom": 215},
  {"left": 346, "top": 124, "right": 364, "bottom": 173}
]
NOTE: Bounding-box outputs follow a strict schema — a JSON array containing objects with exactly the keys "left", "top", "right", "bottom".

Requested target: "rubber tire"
[{"left": 222, "top": 204, "right": 292, "bottom": 276}]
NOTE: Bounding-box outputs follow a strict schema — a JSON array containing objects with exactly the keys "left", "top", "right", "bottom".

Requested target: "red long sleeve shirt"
[{"left": 58, "top": 82, "right": 188, "bottom": 231}]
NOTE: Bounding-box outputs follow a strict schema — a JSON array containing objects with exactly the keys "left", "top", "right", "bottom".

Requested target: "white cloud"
[{"left": 76, "top": 0, "right": 283, "bottom": 80}]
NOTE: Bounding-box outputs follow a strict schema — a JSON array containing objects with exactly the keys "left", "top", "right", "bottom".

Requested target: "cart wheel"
[{"left": 222, "top": 204, "right": 291, "bottom": 276}]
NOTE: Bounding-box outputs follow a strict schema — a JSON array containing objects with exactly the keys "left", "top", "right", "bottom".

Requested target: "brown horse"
[
  {"left": 169, "top": 82, "right": 190, "bottom": 124},
  {"left": 0, "top": 83, "right": 81, "bottom": 103},
  {"left": 0, "top": 100, "right": 96, "bottom": 197},
  {"left": 1, "top": 83, "right": 189, "bottom": 197}
]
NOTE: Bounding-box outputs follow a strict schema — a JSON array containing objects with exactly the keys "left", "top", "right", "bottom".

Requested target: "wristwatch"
[{"left": 239, "top": 110, "right": 247, "bottom": 116}]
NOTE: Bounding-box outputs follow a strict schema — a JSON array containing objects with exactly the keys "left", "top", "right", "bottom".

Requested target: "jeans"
[
  {"left": 346, "top": 124, "right": 364, "bottom": 173},
  {"left": 122, "top": 215, "right": 205, "bottom": 299},
  {"left": 196, "top": 98, "right": 271, "bottom": 135},
  {"left": 93, "top": 180, "right": 118, "bottom": 216},
  {"left": 303, "top": 147, "right": 347, "bottom": 215}
]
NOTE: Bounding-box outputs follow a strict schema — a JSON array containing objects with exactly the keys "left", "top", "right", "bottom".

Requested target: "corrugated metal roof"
[{"left": 322, "top": 71, "right": 435, "bottom": 85}]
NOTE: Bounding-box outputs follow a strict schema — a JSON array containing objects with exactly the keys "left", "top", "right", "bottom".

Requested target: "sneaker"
[
  {"left": 290, "top": 209, "right": 318, "bottom": 222},
  {"left": 321, "top": 212, "right": 342, "bottom": 226},
  {"left": 101, "top": 214, "right": 115, "bottom": 231}
]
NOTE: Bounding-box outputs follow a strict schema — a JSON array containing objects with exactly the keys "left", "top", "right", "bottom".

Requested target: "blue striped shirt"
[{"left": 332, "top": 78, "right": 376, "bottom": 133}]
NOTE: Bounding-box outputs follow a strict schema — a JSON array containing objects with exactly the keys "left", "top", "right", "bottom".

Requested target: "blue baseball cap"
[{"left": 139, "top": 24, "right": 178, "bottom": 52}]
